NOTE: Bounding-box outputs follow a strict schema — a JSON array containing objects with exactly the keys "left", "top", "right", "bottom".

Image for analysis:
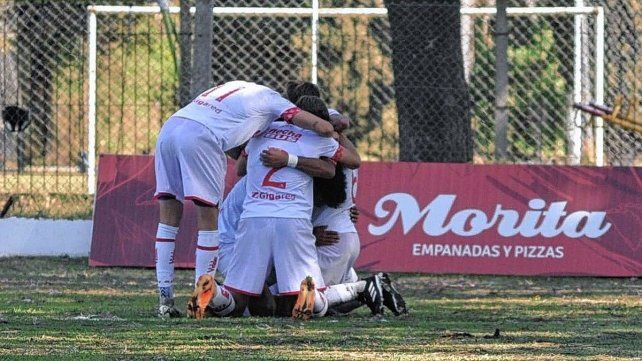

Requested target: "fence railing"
[{"left": 1, "top": 1, "right": 640, "bottom": 218}]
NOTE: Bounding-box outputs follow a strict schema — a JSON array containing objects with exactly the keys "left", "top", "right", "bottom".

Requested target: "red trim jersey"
[
  {"left": 172, "top": 80, "right": 300, "bottom": 151},
  {"left": 242, "top": 122, "right": 341, "bottom": 220}
]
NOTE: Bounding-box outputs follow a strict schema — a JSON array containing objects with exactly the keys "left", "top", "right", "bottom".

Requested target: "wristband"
[{"left": 287, "top": 153, "right": 299, "bottom": 168}]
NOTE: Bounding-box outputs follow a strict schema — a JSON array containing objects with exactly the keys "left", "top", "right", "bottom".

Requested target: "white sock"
[
  {"left": 155, "top": 223, "right": 178, "bottom": 300},
  {"left": 209, "top": 284, "right": 236, "bottom": 316},
  {"left": 313, "top": 290, "right": 329, "bottom": 317},
  {"left": 195, "top": 230, "right": 220, "bottom": 284},
  {"left": 324, "top": 281, "right": 366, "bottom": 307}
]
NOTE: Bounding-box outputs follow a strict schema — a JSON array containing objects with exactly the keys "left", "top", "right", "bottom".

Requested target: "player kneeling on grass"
[
  {"left": 311, "top": 147, "right": 407, "bottom": 316},
  {"left": 284, "top": 81, "right": 407, "bottom": 316},
  {"left": 189, "top": 96, "right": 389, "bottom": 320},
  {"left": 152, "top": 81, "right": 335, "bottom": 318}
]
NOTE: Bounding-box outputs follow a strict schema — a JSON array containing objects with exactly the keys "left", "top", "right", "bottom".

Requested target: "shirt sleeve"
[
  {"left": 317, "top": 137, "right": 342, "bottom": 160},
  {"left": 261, "top": 88, "right": 300, "bottom": 123}
]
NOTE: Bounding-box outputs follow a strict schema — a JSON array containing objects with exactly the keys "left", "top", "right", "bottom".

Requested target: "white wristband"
[{"left": 287, "top": 153, "right": 299, "bottom": 168}]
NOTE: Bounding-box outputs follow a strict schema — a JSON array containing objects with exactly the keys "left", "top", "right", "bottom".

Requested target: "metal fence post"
[{"left": 87, "top": 7, "right": 97, "bottom": 195}]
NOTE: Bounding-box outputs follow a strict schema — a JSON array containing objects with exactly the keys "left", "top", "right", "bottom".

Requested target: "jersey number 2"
[{"left": 262, "top": 168, "right": 286, "bottom": 189}]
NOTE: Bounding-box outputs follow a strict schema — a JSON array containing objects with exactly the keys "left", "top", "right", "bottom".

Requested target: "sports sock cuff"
[
  {"left": 197, "top": 230, "right": 220, "bottom": 248},
  {"left": 157, "top": 223, "right": 179, "bottom": 240},
  {"left": 159, "top": 286, "right": 174, "bottom": 299},
  {"left": 210, "top": 284, "right": 235, "bottom": 316},
  {"left": 313, "top": 290, "right": 329, "bottom": 316}
]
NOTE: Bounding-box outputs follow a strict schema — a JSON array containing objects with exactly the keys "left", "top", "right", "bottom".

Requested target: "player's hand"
[
  {"left": 330, "top": 114, "right": 350, "bottom": 133},
  {"left": 313, "top": 226, "right": 340, "bottom": 246},
  {"left": 350, "top": 206, "right": 360, "bottom": 224},
  {"left": 260, "top": 147, "right": 288, "bottom": 168}
]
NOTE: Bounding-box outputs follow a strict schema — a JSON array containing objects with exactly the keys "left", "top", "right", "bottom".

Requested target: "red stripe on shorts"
[
  {"left": 156, "top": 238, "right": 175, "bottom": 243},
  {"left": 278, "top": 290, "right": 301, "bottom": 296},
  {"left": 184, "top": 196, "right": 218, "bottom": 208},
  {"left": 196, "top": 245, "right": 219, "bottom": 251},
  {"left": 153, "top": 192, "right": 176, "bottom": 200},
  {"left": 222, "top": 285, "right": 261, "bottom": 297}
]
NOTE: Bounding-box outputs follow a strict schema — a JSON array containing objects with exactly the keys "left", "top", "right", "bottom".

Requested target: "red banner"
[{"left": 90, "top": 155, "right": 642, "bottom": 276}]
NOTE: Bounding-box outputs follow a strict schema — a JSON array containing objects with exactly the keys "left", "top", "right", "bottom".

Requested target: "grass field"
[{"left": 0, "top": 257, "right": 640, "bottom": 360}]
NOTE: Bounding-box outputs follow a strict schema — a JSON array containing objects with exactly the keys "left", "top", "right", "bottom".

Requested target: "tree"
[
  {"left": 191, "top": 0, "right": 213, "bottom": 97},
  {"left": 178, "top": 0, "right": 193, "bottom": 106},
  {"left": 384, "top": 0, "right": 472, "bottom": 162}
]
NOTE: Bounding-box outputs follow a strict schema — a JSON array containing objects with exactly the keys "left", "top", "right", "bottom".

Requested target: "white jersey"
[
  {"left": 172, "top": 81, "right": 299, "bottom": 151},
  {"left": 312, "top": 168, "right": 358, "bottom": 233},
  {"left": 242, "top": 122, "right": 342, "bottom": 220},
  {"left": 218, "top": 176, "right": 247, "bottom": 245}
]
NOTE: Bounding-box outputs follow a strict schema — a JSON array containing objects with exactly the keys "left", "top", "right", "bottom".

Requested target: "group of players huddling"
[{"left": 153, "top": 80, "right": 407, "bottom": 320}]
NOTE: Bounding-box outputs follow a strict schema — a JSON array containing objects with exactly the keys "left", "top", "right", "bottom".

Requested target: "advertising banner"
[{"left": 90, "top": 155, "right": 642, "bottom": 276}]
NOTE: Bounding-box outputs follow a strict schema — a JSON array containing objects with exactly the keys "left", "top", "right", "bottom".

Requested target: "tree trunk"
[
  {"left": 494, "top": 0, "right": 509, "bottom": 161},
  {"left": 384, "top": 0, "right": 472, "bottom": 162},
  {"left": 16, "top": 2, "right": 54, "bottom": 163},
  {"left": 191, "top": 0, "right": 213, "bottom": 97},
  {"left": 178, "top": 0, "right": 193, "bottom": 107}
]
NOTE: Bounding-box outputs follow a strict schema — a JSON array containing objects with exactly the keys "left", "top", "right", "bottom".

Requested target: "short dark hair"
[
  {"left": 285, "top": 81, "right": 320, "bottom": 103},
  {"left": 295, "top": 95, "right": 330, "bottom": 122}
]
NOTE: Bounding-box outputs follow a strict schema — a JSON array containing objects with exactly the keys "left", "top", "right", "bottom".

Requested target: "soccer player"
[
  {"left": 153, "top": 81, "right": 335, "bottom": 318},
  {"left": 311, "top": 116, "right": 407, "bottom": 316},
  {"left": 191, "top": 96, "right": 365, "bottom": 318},
  {"left": 284, "top": 81, "right": 407, "bottom": 315}
]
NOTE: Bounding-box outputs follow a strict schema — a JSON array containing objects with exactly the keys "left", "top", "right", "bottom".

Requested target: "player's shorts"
[
  {"left": 154, "top": 116, "right": 226, "bottom": 206},
  {"left": 317, "top": 232, "right": 360, "bottom": 286},
  {"left": 224, "top": 217, "right": 325, "bottom": 296},
  {"left": 217, "top": 242, "right": 234, "bottom": 278}
]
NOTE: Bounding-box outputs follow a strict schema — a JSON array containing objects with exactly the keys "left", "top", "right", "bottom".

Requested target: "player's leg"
[
  {"left": 153, "top": 117, "right": 185, "bottom": 318},
  {"left": 206, "top": 218, "right": 275, "bottom": 318},
  {"left": 216, "top": 242, "right": 234, "bottom": 279},
  {"left": 331, "top": 233, "right": 406, "bottom": 316},
  {"left": 155, "top": 197, "right": 183, "bottom": 317},
  {"left": 175, "top": 124, "right": 227, "bottom": 284},
  {"left": 317, "top": 231, "right": 360, "bottom": 286},
  {"left": 379, "top": 273, "right": 408, "bottom": 316},
  {"left": 325, "top": 272, "right": 408, "bottom": 316},
  {"left": 247, "top": 284, "right": 276, "bottom": 317},
  {"left": 273, "top": 218, "right": 329, "bottom": 319},
  {"left": 193, "top": 202, "right": 220, "bottom": 285}
]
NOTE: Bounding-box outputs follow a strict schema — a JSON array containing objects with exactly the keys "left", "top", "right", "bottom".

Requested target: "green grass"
[{"left": 0, "top": 257, "right": 640, "bottom": 360}]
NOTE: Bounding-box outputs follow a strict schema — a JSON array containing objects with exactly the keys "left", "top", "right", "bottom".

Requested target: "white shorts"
[
  {"left": 154, "top": 116, "right": 226, "bottom": 206},
  {"left": 224, "top": 217, "right": 325, "bottom": 296},
  {"left": 217, "top": 242, "right": 234, "bottom": 279},
  {"left": 317, "top": 232, "right": 360, "bottom": 286}
]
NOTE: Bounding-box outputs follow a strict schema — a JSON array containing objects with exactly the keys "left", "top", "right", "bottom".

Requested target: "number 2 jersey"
[
  {"left": 241, "top": 122, "right": 343, "bottom": 220},
  {"left": 172, "top": 80, "right": 300, "bottom": 151}
]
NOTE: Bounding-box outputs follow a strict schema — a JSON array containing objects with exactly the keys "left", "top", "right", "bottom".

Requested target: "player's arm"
[
  {"left": 289, "top": 110, "right": 335, "bottom": 137},
  {"left": 260, "top": 147, "right": 335, "bottom": 179},
  {"left": 236, "top": 150, "right": 248, "bottom": 177},
  {"left": 333, "top": 132, "right": 361, "bottom": 169}
]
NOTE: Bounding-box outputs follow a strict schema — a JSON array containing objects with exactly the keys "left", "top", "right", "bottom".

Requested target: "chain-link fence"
[{"left": 1, "top": 0, "right": 640, "bottom": 218}]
